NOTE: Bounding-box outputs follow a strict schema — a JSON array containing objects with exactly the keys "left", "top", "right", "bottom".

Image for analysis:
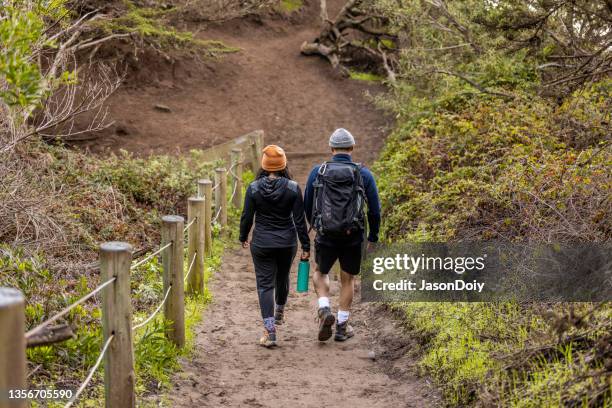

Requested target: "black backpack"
[{"left": 311, "top": 161, "right": 366, "bottom": 237}]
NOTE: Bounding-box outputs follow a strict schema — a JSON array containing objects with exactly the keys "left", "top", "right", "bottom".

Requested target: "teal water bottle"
[{"left": 296, "top": 259, "right": 310, "bottom": 293}]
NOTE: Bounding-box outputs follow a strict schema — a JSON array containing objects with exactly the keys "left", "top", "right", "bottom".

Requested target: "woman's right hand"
[
  {"left": 241, "top": 240, "right": 249, "bottom": 249},
  {"left": 300, "top": 251, "right": 310, "bottom": 260}
]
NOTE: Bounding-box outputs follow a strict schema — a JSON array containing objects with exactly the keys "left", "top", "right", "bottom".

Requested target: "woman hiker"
[{"left": 239, "top": 145, "right": 310, "bottom": 348}]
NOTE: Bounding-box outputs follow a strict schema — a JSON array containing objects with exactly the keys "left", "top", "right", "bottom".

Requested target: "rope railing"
[
  {"left": 183, "top": 252, "right": 198, "bottom": 284},
  {"left": 228, "top": 161, "right": 239, "bottom": 193},
  {"left": 183, "top": 217, "right": 197, "bottom": 233},
  {"left": 212, "top": 206, "right": 223, "bottom": 224},
  {"left": 25, "top": 277, "right": 117, "bottom": 339},
  {"left": 131, "top": 242, "right": 172, "bottom": 270},
  {"left": 132, "top": 286, "right": 172, "bottom": 332},
  {"left": 64, "top": 334, "right": 114, "bottom": 408},
  {"left": 229, "top": 179, "right": 238, "bottom": 203}
]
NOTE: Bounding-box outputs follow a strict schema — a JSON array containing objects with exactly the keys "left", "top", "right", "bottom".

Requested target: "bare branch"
[
  {"left": 320, "top": 0, "right": 328, "bottom": 24},
  {"left": 431, "top": 70, "right": 515, "bottom": 99}
]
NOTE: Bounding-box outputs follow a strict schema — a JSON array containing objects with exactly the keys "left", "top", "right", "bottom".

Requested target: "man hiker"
[{"left": 304, "top": 128, "right": 381, "bottom": 342}]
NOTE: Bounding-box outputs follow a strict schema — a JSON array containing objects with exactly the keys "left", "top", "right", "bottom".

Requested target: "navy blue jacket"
[{"left": 304, "top": 154, "right": 381, "bottom": 245}]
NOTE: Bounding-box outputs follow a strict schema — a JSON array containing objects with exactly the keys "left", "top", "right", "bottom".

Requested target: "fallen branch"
[
  {"left": 26, "top": 324, "right": 74, "bottom": 348},
  {"left": 301, "top": 0, "right": 399, "bottom": 81}
]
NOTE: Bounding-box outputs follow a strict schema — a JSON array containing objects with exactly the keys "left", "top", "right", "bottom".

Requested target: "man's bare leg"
[
  {"left": 335, "top": 270, "right": 355, "bottom": 341},
  {"left": 313, "top": 266, "right": 335, "bottom": 341},
  {"left": 313, "top": 266, "right": 330, "bottom": 299},
  {"left": 339, "top": 270, "right": 355, "bottom": 311}
]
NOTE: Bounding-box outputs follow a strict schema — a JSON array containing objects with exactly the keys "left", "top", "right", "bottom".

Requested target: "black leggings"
[{"left": 250, "top": 245, "right": 297, "bottom": 319}]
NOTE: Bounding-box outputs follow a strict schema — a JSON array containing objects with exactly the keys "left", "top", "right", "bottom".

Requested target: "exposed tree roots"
[{"left": 301, "top": 0, "right": 399, "bottom": 82}]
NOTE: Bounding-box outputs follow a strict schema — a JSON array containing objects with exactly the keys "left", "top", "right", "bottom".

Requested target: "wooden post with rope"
[
  {"left": 198, "top": 180, "right": 213, "bottom": 257},
  {"left": 187, "top": 197, "right": 205, "bottom": 295},
  {"left": 161, "top": 216, "right": 185, "bottom": 347},
  {"left": 0, "top": 288, "right": 26, "bottom": 408},
  {"left": 215, "top": 168, "right": 228, "bottom": 230},
  {"left": 231, "top": 148, "right": 243, "bottom": 208},
  {"left": 99, "top": 242, "right": 135, "bottom": 408}
]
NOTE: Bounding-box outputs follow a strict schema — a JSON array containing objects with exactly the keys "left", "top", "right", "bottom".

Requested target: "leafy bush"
[
  {"left": 376, "top": 83, "right": 611, "bottom": 243},
  {"left": 371, "top": 1, "right": 611, "bottom": 406}
]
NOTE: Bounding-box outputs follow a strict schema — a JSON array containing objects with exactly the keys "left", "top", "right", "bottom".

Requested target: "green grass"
[
  {"left": 370, "top": 7, "right": 611, "bottom": 403},
  {"left": 394, "top": 302, "right": 611, "bottom": 407},
  {"left": 348, "top": 70, "right": 384, "bottom": 82},
  {"left": 279, "top": 0, "right": 303, "bottom": 13}
]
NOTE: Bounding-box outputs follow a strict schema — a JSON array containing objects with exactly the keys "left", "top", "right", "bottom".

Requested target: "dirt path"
[
  {"left": 167, "top": 249, "right": 438, "bottom": 407},
  {"left": 87, "top": 1, "right": 439, "bottom": 406}
]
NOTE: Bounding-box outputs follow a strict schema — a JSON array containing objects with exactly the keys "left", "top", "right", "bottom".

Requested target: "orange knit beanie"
[{"left": 261, "top": 145, "right": 287, "bottom": 172}]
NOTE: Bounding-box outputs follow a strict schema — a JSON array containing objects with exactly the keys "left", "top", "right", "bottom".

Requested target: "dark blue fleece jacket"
[{"left": 304, "top": 154, "right": 381, "bottom": 245}]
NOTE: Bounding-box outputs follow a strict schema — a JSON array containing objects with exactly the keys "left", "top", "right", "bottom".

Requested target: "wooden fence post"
[
  {"left": 99, "top": 242, "right": 135, "bottom": 408},
  {"left": 187, "top": 198, "right": 205, "bottom": 295},
  {"left": 215, "top": 168, "right": 228, "bottom": 230},
  {"left": 250, "top": 139, "right": 259, "bottom": 171},
  {"left": 198, "top": 180, "right": 213, "bottom": 257},
  {"left": 255, "top": 131, "right": 264, "bottom": 165},
  {"left": 231, "top": 148, "right": 243, "bottom": 208},
  {"left": 161, "top": 216, "right": 185, "bottom": 347},
  {"left": 0, "top": 288, "right": 26, "bottom": 408}
]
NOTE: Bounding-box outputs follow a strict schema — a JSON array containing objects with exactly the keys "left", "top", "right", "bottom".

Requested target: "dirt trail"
[
  {"left": 168, "top": 250, "right": 438, "bottom": 407},
  {"left": 90, "top": 1, "right": 439, "bottom": 406}
]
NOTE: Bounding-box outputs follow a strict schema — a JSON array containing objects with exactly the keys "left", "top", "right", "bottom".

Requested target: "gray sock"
[{"left": 263, "top": 317, "right": 275, "bottom": 333}]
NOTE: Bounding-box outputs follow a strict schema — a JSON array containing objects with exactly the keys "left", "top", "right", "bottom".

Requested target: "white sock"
[
  {"left": 338, "top": 310, "right": 350, "bottom": 324},
  {"left": 318, "top": 297, "right": 330, "bottom": 309}
]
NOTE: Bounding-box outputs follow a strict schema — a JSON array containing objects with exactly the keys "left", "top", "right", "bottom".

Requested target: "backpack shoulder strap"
[
  {"left": 316, "top": 161, "right": 333, "bottom": 176},
  {"left": 349, "top": 162, "right": 365, "bottom": 182}
]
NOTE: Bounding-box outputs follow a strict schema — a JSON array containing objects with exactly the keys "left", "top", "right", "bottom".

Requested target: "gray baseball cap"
[{"left": 329, "top": 128, "right": 356, "bottom": 148}]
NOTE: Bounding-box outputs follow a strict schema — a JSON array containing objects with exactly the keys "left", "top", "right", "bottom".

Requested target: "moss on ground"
[
  {"left": 278, "top": 0, "right": 303, "bottom": 13},
  {"left": 348, "top": 70, "right": 384, "bottom": 82},
  {"left": 95, "top": 2, "right": 239, "bottom": 56}
]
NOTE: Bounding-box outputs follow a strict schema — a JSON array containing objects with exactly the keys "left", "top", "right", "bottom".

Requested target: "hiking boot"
[
  {"left": 274, "top": 309, "right": 284, "bottom": 325},
  {"left": 317, "top": 307, "right": 335, "bottom": 341},
  {"left": 259, "top": 330, "right": 277, "bottom": 348},
  {"left": 334, "top": 322, "right": 354, "bottom": 342}
]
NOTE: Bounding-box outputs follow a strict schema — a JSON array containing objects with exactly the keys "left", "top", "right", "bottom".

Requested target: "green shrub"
[
  {"left": 371, "top": 1, "right": 611, "bottom": 405},
  {"left": 375, "top": 81, "right": 611, "bottom": 243}
]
